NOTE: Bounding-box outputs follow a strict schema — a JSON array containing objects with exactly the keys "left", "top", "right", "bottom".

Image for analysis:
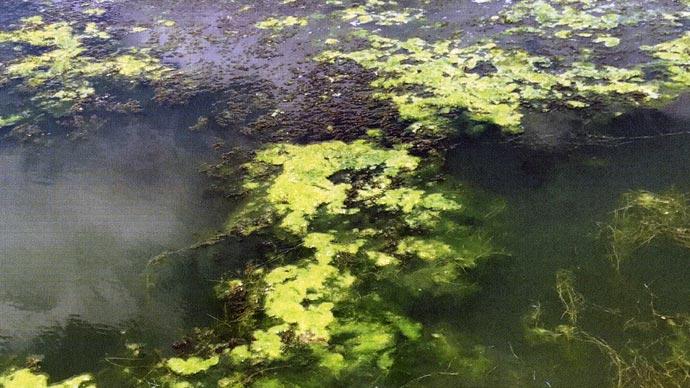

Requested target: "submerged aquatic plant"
[
  {"left": 606, "top": 190, "right": 690, "bottom": 270},
  {"left": 527, "top": 269, "right": 690, "bottom": 388},
  {"left": 529, "top": 189, "right": 690, "bottom": 387},
  {"left": 555, "top": 269, "right": 584, "bottom": 325}
]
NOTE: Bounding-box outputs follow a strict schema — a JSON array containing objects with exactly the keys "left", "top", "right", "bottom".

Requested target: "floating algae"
[
  {"left": 0, "top": 368, "right": 93, "bottom": 388},
  {"left": 0, "top": 14, "right": 169, "bottom": 122},
  {"left": 317, "top": 0, "right": 690, "bottom": 135},
  {"left": 319, "top": 33, "right": 661, "bottom": 134},
  {"left": 166, "top": 356, "right": 220, "bottom": 376},
  {"left": 338, "top": 0, "right": 424, "bottom": 26},
  {"left": 1, "top": 0, "right": 690, "bottom": 386},
  {"left": 642, "top": 32, "right": 690, "bottom": 89},
  {"left": 256, "top": 16, "right": 309, "bottom": 31}
]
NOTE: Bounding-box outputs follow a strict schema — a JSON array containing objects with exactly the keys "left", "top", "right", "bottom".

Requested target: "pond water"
[
  {"left": 443, "top": 108, "right": 690, "bottom": 386},
  {"left": 0, "top": 100, "right": 244, "bottom": 377},
  {"left": 1, "top": 0, "right": 690, "bottom": 386}
]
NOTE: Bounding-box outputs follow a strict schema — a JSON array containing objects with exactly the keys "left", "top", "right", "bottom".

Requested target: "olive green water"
[{"left": 444, "top": 118, "right": 690, "bottom": 386}]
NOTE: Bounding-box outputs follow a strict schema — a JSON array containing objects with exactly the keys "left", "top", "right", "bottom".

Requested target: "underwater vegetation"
[
  {"left": 606, "top": 190, "right": 690, "bottom": 270},
  {"left": 527, "top": 189, "right": 690, "bottom": 388}
]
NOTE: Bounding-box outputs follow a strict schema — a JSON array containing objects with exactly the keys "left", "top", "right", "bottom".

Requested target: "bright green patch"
[
  {"left": 151, "top": 140, "right": 498, "bottom": 386},
  {"left": 246, "top": 140, "right": 418, "bottom": 234},
  {"left": 594, "top": 34, "right": 621, "bottom": 47},
  {"left": 320, "top": 33, "right": 660, "bottom": 133},
  {"left": 256, "top": 16, "right": 308, "bottom": 30},
  {"left": 166, "top": 356, "right": 220, "bottom": 376},
  {"left": 339, "top": 0, "right": 423, "bottom": 26},
  {"left": 0, "top": 16, "right": 170, "bottom": 119},
  {"left": 0, "top": 368, "right": 94, "bottom": 388},
  {"left": 0, "top": 114, "right": 23, "bottom": 128},
  {"left": 82, "top": 8, "right": 106, "bottom": 16},
  {"left": 643, "top": 32, "right": 690, "bottom": 88}
]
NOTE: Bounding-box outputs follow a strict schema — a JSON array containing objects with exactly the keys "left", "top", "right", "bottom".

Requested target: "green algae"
[
  {"left": 320, "top": 33, "right": 662, "bottom": 134},
  {"left": 0, "top": 368, "right": 94, "bottom": 388},
  {"left": 643, "top": 32, "right": 690, "bottom": 88},
  {"left": 339, "top": 0, "right": 423, "bottom": 26},
  {"left": 527, "top": 268, "right": 690, "bottom": 388},
  {"left": 594, "top": 35, "right": 621, "bottom": 47},
  {"left": 0, "top": 114, "right": 23, "bottom": 128},
  {"left": 138, "top": 140, "right": 499, "bottom": 387},
  {"left": 82, "top": 8, "right": 106, "bottom": 17},
  {"left": 167, "top": 356, "right": 220, "bottom": 376},
  {"left": 501, "top": 0, "right": 623, "bottom": 32},
  {"left": 308, "top": 0, "right": 689, "bottom": 135},
  {"left": 0, "top": 16, "right": 170, "bottom": 120},
  {"left": 244, "top": 140, "right": 419, "bottom": 234},
  {"left": 524, "top": 188, "right": 690, "bottom": 387},
  {"left": 555, "top": 269, "right": 584, "bottom": 325},
  {"left": 606, "top": 190, "right": 690, "bottom": 269},
  {"left": 256, "top": 16, "right": 308, "bottom": 31}
]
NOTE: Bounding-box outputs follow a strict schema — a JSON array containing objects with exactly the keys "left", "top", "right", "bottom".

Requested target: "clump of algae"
[
  {"left": 643, "top": 32, "right": 690, "bottom": 89},
  {"left": 606, "top": 190, "right": 690, "bottom": 270},
  {"left": 256, "top": 16, "right": 308, "bottom": 31},
  {"left": 0, "top": 368, "right": 94, "bottom": 388},
  {"left": 319, "top": 32, "right": 660, "bottom": 134},
  {"left": 339, "top": 0, "right": 423, "bottom": 26},
  {"left": 137, "top": 139, "right": 499, "bottom": 387},
  {"left": 314, "top": 0, "right": 689, "bottom": 135},
  {"left": 0, "top": 15, "right": 170, "bottom": 120}
]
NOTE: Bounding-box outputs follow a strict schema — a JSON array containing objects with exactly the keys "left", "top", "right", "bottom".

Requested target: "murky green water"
[
  {"left": 443, "top": 110, "right": 690, "bottom": 386},
  {"left": 1, "top": 0, "right": 690, "bottom": 386}
]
